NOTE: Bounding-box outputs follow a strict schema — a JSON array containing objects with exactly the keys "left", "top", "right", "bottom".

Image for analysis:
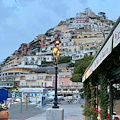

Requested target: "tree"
[
  {"left": 58, "top": 56, "right": 72, "bottom": 64},
  {"left": 70, "top": 55, "right": 94, "bottom": 82}
]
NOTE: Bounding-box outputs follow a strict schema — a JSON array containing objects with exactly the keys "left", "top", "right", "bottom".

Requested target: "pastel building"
[
  {"left": 58, "top": 72, "right": 83, "bottom": 88},
  {"left": 19, "top": 73, "right": 55, "bottom": 88}
]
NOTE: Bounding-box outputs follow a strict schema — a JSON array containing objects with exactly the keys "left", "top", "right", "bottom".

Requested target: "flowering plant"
[
  {"left": 82, "top": 103, "right": 98, "bottom": 120},
  {"left": 0, "top": 101, "right": 10, "bottom": 111}
]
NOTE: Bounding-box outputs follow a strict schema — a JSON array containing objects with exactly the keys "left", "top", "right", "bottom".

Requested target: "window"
[
  {"left": 38, "top": 82, "right": 40, "bottom": 86},
  {"left": 48, "top": 82, "right": 50, "bottom": 86},
  {"left": 26, "top": 83, "right": 28, "bottom": 86},
  {"left": 31, "top": 57, "right": 34, "bottom": 60},
  {"left": 37, "top": 57, "right": 41, "bottom": 60},
  {"left": 45, "top": 83, "right": 47, "bottom": 87},
  {"left": 61, "top": 82, "right": 64, "bottom": 86},
  {"left": 73, "top": 41, "right": 76, "bottom": 45},
  {"left": 74, "top": 49, "right": 77, "bottom": 52},
  {"left": 69, "top": 82, "right": 72, "bottom": 86},
  {"left": 80, "top": 55, "right": 82, "bottom": 57},
  {"left": 43, "top": 57, "right": 46, "bottom": 61},
  {"left": 76, "top": 82, "right": 79, "bottom": 85},
  {"left": 41, "top": 82, "right": 43, "bottom": 87},
  {"left": 61, "top": 75, "right": 64, "bottom": 78},
  {"left": 21, "top": 83, "right": 24, "bottom": 86},
  {"left": 24, "top": 57, "right": 28, "bottom": 61}
]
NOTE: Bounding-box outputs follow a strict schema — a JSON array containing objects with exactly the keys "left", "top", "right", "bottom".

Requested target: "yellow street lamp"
[{"left": 52, "top": 36, "right": 61, "bottom": 108}]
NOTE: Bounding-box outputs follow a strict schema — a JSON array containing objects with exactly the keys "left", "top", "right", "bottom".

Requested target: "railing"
[
  {"left": 19, "top": 85, "right": 29, "bottom": 88},
  {"left": 60, "top": 85, "right": 81, "bottom": 88},
  {"left": 26, "top": 79, "right": 36, "bottom": 81},
  {"left": 0, "top": 85, "right": 14, "bottom": 88},
  {"left": 45, "top": 79, "right": 51, "bottom": 81}
]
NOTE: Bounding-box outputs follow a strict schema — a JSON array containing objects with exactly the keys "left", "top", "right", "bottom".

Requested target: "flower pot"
[{"left": 0, "top": 110, "right": 9, "bottom": 120}]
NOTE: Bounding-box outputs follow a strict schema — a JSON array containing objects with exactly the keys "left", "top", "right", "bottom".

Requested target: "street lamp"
[{"left": 52, "top": 37, "right": 61, "bottom": 108}]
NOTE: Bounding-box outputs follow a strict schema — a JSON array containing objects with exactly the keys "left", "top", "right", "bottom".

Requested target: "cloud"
[
  {"left": 0, "top": 0, "right": 119, "bottom": 62},
  {"left": 38, "top": 0, "right": 69, "bottom": 20},
  {"left": 79, "top": 0, "right": 88, "bottom": 5},
  {"left": 0, "top": 0, "right": 70, "bottom": 62}
]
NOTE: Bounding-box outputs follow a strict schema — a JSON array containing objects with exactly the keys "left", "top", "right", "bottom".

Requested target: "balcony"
[
  {"left": 19, "top": 85, "right": 29, "bottom": 88},
  {"left": 0, "top": 83, "right": 14, "bottom": 88},
  {"left": 26, "top": 79, "right": 36, "bottom": 81},
  {"left": 31, "top": 85, "right": 42, "bottom": 88},
  {"left": 60, "top": 85, "right": 81, "bottom": 88},
  {"left": 14, "top": 79, "right": 20, "bottom": 82},
  {"left": 45, "top": 78, "right": 52, "bottom": 81},
  {"left": 0, "top": 85, "right": 14, "bottom": 88}
]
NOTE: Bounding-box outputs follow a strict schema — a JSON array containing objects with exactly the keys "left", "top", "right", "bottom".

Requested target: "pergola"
[{"left": 82, "top": 16, "right": 120, "bottom": 120}]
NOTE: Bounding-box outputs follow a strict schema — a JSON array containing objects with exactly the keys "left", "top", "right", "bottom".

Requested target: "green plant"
[
  {"left": 89, "top": 80, "right": 96, "bottom": 107},
  {"left": 99, "top": 73, "right": 109, "bottom": 119},
  {"left": 58, "top": 56, "right": 72, "bottom": 64},
  {"left": 82, "top": 104, "right": 98, "bottom": 120},
  {"left": 0, "top": 101, "right": 10, "bottom": 111},
  {"left": 112, "top": 86, "right": 120, "bottom": 100},
  {"left": 31, "top": 51, "right": 36, "bottom": 55},
  {"left": 82, "top": 104, "right": 91, "bottom": 117}
]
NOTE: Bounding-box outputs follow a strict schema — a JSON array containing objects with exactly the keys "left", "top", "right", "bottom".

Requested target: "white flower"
[{"left": 0, "top": 101, "right": 9, "bottom": 111}]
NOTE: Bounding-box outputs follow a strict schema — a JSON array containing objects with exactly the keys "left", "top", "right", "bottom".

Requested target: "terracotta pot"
[
  {"left": 114, "top": 117, "right": 119, "bottom": 120},
  {"left": 0, "top": 110, "right": 9, "bottom": 120}
]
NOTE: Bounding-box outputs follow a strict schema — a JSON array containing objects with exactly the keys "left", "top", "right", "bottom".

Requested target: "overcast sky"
[{"left": 0, "top": 0, "right": 120, "bottom": 62}]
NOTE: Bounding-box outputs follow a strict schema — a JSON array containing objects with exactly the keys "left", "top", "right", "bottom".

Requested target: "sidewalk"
[{"left": 26, "top": 99, "right": 85, "bottom": 120}]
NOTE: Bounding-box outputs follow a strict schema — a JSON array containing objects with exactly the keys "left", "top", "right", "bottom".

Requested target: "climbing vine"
[
  {"left": 83, "top": 79, "right": 97, "bottom": 120},
  {"left": 82, "top": 80, "right": 91, "bottom": 118},
  {"left": 89, "top": 79, "right": 97, "bottom": 120},
  {"left": 99, "top": 73, "right": 109, "bottom": 120},
  {"left": 83, "top": 80, "right": 90, "bottom": 101},
  {"left": 89, "top": 79, "right": 96, "bottom": 107}
]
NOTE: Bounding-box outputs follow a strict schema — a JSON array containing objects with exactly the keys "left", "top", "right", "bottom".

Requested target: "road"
[
  {"left": 9, "top": 99, "right": 85, "bottom": 120},
  {"left": 9, "top": 103, "right": 46, "bottom": 120}
]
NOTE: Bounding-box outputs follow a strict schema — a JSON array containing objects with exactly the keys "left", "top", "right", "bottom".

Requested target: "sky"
[{"left": 0, "top": 0, "right": 120, "bottom": 62}]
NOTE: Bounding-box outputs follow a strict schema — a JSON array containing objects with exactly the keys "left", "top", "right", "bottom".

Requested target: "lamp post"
[{"left": 52, "top": 37, "right": 61, "bottom": 108}]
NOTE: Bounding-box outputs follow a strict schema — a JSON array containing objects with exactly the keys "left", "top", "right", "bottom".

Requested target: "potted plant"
[{"left": 0, "top": 101, "right": 10, "bottom": 120}]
